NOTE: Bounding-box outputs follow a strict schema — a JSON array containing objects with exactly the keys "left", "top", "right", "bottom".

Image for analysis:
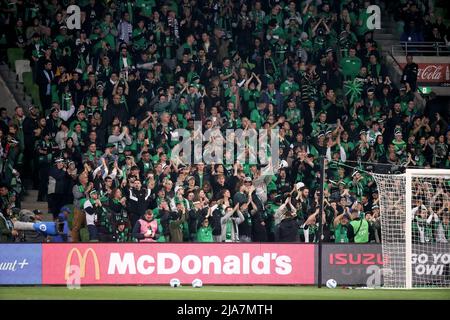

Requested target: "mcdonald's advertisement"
[
  {"left": 41, "top": 243, "right": 316, "bottom": 285},
  {"left": 0, "top": 244, "right": 42, "bottom": 285}
]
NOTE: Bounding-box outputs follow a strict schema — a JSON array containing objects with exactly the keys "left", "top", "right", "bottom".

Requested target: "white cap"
[
  {"left": 296, "top": 182, "right": 305, "bottom": 189},
  {"left": 279, "top": 160, "right": 288, "bottom": 169}
]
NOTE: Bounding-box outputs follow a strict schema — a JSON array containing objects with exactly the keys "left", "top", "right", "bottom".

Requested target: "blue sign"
[{"left": 0, "top": 244, "right": 42, "bottom": 284}]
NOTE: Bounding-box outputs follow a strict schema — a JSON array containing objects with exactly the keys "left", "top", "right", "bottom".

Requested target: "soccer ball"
[
  {"left": 192, "top": 278, "right": 203, "bottom": 288},
  {"left": 326, "top": 279, "right": 337, "bottom": 289},
  {"left": 169, "top": 278, "right": 181, "bottom": 287}
]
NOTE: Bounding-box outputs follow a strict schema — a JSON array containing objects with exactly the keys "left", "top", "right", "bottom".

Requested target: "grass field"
[{"left": 0, "top": 286, "right": 449, "bottom": 300}]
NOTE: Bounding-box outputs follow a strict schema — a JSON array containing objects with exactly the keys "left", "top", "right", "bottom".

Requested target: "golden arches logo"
[{"left": 65, "top": 248, "right": 100, "bottom": 280}]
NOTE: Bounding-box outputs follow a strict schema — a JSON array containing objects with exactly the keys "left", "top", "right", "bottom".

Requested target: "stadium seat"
[
  {"left": 22, "top": 72, "right": 33, "bottom": 94},
  {"left": 30, "top": 85, "right": 41, "bottom": 110},
  {"left": 79, "top": 227, "right": 90, "bottom": 242},
  {"left": 6, "top": 48, "right": 24, "bottom": 72},
  {"left": 21, "top": 71, "right": 42, "bottom": 110},
  {"left": 65, "top": 204, "right": 74, "bottom": 230},
  {"left": 15, "top": 60, "right": 31, "bottom": 83}
]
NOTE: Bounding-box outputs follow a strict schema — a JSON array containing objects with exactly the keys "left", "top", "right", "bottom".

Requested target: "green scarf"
[{"left": 226, "top": 219, "right": 233, "bottom": 241}]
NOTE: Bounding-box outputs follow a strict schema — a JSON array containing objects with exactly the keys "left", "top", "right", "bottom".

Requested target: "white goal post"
[{"left": 372, "top": 169, "right": 450, "bottom": 289}]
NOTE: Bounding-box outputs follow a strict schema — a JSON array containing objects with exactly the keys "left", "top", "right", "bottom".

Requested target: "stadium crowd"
[{"left": 0, "top": 0, "right": 449, "bottom": 244}]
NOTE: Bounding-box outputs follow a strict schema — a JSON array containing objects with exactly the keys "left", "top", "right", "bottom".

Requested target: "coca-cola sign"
[{"left": 400, "top": 63, "right": 450, "bottom": 85}]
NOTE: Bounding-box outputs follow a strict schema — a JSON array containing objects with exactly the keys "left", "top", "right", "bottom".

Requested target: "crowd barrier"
[{"left": 1, "top": 243, "right": 448, "bottom": 285}]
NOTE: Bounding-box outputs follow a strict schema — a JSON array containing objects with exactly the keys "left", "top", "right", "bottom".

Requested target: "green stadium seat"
[
  {"left": 80, "top": 227, "right": 90, "bottom": 242},
  {"left": 22, "top": 72, "right": 33, "bottom": 94},
  {"left": 22, "top": 71, "right": 42, "bottom": 111},
  {"left": 30, "top": 85, "right": 42, "bottom": 110},
  {"left": 6, "top": 48, "right": 24, "bottom": 72}
]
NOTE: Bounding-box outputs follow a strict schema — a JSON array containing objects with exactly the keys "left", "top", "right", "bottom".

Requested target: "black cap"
[{"left": 367, "top": 86, "right": 375, "bottom": 94}]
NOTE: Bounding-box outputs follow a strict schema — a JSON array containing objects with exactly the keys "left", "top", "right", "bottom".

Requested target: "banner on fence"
[
  {"left": 399, "top": 62, "right": 450, "bottom": 86},
  {"left": 0, "top": 244, "right": 42, "bottom": 284},
  {"left": 321, "top": 244, "right": 450, "bottom": 286},
  {"left": 42, "top": 243, "right": 316, "bottom": 285}
]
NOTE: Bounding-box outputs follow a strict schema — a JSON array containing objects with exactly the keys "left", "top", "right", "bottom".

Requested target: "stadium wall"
[{"left": 0, "top": 243, "right": 448, "bottom": 286}]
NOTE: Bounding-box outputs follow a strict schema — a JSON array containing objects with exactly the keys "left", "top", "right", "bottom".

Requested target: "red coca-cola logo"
[
  {"left": 401, "top": 63, "right": 450, "bottom": 83},
  {"left": 417, "top": 65, "right": 444, "bottom": 81}
]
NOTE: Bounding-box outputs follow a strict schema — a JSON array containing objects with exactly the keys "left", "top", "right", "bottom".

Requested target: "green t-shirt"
[
  {"left": 136, "top": 0, "right": 155, "bottom": 16},
  {"left": 196, "top": 226, "right": 213, "bottom": 242},
  {"left": 335, "top": 223, "right": 351, "bottom": 243},
  {"left": 243, "top": 89, "right": 261, "bottom": 113},
  {"left": 350, "top": 219, "right": 369, "bottom": 243},
  {"left": 285, "top": 108, "right": 301, "bottom": 124},
  {"left": 392, "top": 139, "right": 407, "bottom": 155},
  {"left": 99, "top": 22, "right": 117, "bottom": 49},
  {"left": 132, "top": 27, "right": 147, "bottom": 51},
  {"left": 250, "top": 109, "right": 265, "bottom": 129},
  {"left": 280, "top": 80, "right": 300, "bottom": 98},
  {"left": 340, "top": 56, "right": 362, "bottom": 80}
]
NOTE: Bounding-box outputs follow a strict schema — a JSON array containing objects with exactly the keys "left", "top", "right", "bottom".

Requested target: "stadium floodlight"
[{"left": 372, "top": 169, "right": 450, "bottom": 289}]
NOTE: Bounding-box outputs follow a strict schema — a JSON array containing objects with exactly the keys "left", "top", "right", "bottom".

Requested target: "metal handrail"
[
  {"left": 391, "top": 42, "right": 450, "bottom": 56},
  {"left": 385, "top": 50, "right": 402, "bottom": 69}
]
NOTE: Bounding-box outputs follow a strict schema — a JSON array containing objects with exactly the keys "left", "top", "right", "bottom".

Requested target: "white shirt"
[{"left": 58, "top": 105, "right": 75, "bottom": 122}]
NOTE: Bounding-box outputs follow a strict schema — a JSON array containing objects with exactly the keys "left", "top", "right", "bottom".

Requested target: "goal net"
[{"left": 372, "top": 169, "right": 450, "bottom": 288}]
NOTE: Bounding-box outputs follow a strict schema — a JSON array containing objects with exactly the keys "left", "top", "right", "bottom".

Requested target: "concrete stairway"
[
  {"left": 373, "top": 14, "right": 403, "bottom": 57},
  {"left": 0, "top": 63, "right": 53, "bottom": 220},
  {"left": 0, "top": 63, "right": 32, "bottom": 110},
  {"left": 20, "top": 189, "right": 53, "bottom": 221}
]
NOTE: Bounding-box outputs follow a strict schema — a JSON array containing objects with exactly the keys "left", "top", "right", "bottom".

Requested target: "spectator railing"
[{"left": 391, "top": 42, "right": 450, "bottom": 56}]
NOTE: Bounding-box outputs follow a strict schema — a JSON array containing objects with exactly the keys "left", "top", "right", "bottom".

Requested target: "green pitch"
[{"left": 0, "top": 286, "right": 449, "bottom": 300}]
